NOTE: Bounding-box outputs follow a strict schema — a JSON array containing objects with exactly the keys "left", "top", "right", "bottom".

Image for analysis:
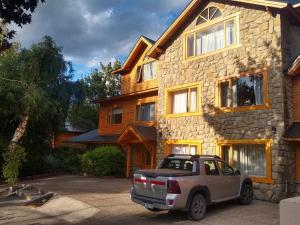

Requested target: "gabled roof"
[
  {"left": 112, "top": 36, "right": 155, "bottom": 75},
  {"left": 118, "top": 125, "right": 157, "bottom": 143},
  {"left": 147, "top": 0, "right": 300, "bottom": 58}
]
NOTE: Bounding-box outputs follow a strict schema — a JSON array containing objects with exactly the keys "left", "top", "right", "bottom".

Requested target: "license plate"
[{"left": 144, "top": 203, "right": 154, "bottom": 209}]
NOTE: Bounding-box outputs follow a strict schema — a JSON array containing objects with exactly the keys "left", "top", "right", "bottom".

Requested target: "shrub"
[
  {"left": 2, "top": 145, "right": 26, "bottom": 185},
  {"left": 81, "top": 146, "right": 125, "bottom": 177},
  {"left": 44, "top": 146, "right": 87, "bottom": 173}
]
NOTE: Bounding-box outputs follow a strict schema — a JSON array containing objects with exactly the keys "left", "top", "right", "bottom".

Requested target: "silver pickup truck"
[{"left": 131, "top": 154, "right": 253, "bottom": 220}]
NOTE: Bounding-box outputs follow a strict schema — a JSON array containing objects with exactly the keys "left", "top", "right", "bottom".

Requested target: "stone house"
[{"left": 70, "top": 0, "right": 300, "bottom": 202}]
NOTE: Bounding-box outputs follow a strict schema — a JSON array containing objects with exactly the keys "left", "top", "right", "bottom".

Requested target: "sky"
[{"left": 11, "top": 0, "right": 191, "bottom": 80}]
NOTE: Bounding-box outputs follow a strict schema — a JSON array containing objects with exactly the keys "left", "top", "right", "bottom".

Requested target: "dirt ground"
[{"left": 0, "top": 175, "right": 279, "bottom": 225}]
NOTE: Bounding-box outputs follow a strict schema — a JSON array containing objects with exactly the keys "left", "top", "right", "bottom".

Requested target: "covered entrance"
[{"left": 118, "top": 125, "right": 157, "bottom": 177}]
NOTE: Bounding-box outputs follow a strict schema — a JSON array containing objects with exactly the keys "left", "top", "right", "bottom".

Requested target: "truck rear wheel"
[{"left": 187, "top": 194, "right": 207, "bottom": 221}]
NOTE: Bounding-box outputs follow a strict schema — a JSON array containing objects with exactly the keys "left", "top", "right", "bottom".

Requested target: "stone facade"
[{"left": 155, "top": 1, "right": 296, "bottom": 202}]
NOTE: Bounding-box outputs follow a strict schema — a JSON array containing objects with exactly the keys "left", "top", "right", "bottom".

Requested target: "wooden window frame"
[
  {"left": 183, "top": 12, "right": 241, "bottom": 61},
  {"left": 164, "top": 82, "right": 202, "bottom": 118},
  {"left": 136, "top": 59, "right": 157, "bottom": 83},
  {"left": 215, "top": 68, "right": 271, "bottom": 113},
  {"left": 216, "top": 139, "right": 273, "bottom": 183},
  {"left": 107, "top": 108, "right": 123, "bottom": 124},
  {"left": 164, "top": 140, "right": 203, "bottom": 157},
  {"left": 135, "top": 102, "right": 156, "bottom": 122}
]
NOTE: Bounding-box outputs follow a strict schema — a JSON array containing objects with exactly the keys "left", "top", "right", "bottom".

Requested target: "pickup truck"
[{"left": 131, "top": 154, "right": 253, "bottom": 220}]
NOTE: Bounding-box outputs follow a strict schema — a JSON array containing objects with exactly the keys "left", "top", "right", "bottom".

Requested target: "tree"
[
  {"left": 0, "top": 0, "right": 45, "bottom": 51},
  {"left": 0, "top": 36, "right": 72, "bottom": 155},
  {"left": 67, "top": 61, "right": 121, "bottom": 131}
]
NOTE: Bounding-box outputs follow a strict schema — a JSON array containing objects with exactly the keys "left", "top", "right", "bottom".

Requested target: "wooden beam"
[{"left": 126, "top": 144, "right": 131, "bottom": 178}]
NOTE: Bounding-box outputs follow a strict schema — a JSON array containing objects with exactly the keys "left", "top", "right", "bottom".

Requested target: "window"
[
  {"left": 204, "top": 160, "right": 219, "bottom": 176},
  {"left": 217, "top": 71, "right": 270, "bottom": 112},
  {"left": 185, "top": 10, "right": 239, "bottom": 59},
  {"left": 136, "top": 102, "right": 155, "bottom": 121},
  {"left": 196, "top": 7, "right": 222, "bottom": 25},
  {"left": 108, "top": 108, "right": 123, "bottom": 124},
  {"left": 233, "top": 144, "right": 266, "bottom": 177},
  {"left": 160, "top": 158, "right": 197, "bottom": 172},
  {"left": 217, "top": 161, "right": 235, "bottom": 176},
  {"left": 136, "top": 61, "right": 157, "bottom": 82},
  {"left": 217, "top": 140, "right": 272, "bottom": 183},
  {"left": 164, "top": 140, "right": 202, "bottom": 156},
  {"left": 165, "top": 82, "right": 201, "bottom": 117}
]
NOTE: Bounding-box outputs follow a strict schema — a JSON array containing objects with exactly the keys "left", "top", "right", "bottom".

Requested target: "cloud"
[{"left": 11, "top": 0, "right": 191, "bottom": 72}]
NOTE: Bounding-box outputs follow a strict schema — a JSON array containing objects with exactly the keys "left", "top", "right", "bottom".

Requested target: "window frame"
[
  {"left": 184, "top": 12, "right": 241, "bottom": 61},
  {"left": 216, "top": 139, "right": 273, "bottom": 183},
  {"left": 136, "top": 59, "right": 157, "bottom": 83},
  {"left": 164, "top": 140, "right": 203, "bottom": 157},
  {"left": 215, "top": 68, "right": 271, "bottom": 113},
  {"left": 164, "top": 82, "right": 202, "bottom": 118},
  {"left": 135, "top": 102, "right": 156, "bottom": 122},
  {"left": 107, "top": 108, "right": 123, "bottom": 124}
]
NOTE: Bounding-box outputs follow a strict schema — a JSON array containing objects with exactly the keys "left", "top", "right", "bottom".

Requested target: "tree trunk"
[{"left": 8, "top": 115, "right": 29, "bottom": 151}]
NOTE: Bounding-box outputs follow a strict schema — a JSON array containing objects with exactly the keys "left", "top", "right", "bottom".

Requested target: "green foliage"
[
  {"left": 0, "top": 0, "right": 45, "bottom": 50},
  {"left": 67, "top": 61, "right": 121, "bottom": 131},
  {"left": 0, "top": 36, "right": 73, "bottom": 149},
  {"left": 2, "top": 145, "right": 26, "bottom": 185},
  {"left": 67, "top": 102, "right": 99, "bottom": 131},
  {"left": 81, "top": 146, "right": 125, "bottom": 177},
  {"left": 45, "top": 147, "right": 87, "bottom": 173}
]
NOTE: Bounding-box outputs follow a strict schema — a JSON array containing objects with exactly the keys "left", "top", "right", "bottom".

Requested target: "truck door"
[{"left": 216, "top": 160, "right": 240, "bottom": 197}]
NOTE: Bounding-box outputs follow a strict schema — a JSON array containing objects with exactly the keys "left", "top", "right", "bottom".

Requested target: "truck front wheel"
[
  {"left": 239, "top": 184, "right": 253, "bottom": 205},
  {"left": 187, "top": 194, "right": 207, "bottom": 220}
]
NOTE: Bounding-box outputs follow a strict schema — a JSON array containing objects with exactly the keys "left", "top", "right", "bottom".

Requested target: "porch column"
[
  {"left": 126, "top": 144, "right": 131, "bottom": 178},
  {"left": 151, "top": 145, "right": 155, "bottom": 169}
]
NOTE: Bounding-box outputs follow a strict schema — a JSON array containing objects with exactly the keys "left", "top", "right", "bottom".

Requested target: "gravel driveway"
[{"left": 0, "top": 175, "right": 279, "bottom": 225}]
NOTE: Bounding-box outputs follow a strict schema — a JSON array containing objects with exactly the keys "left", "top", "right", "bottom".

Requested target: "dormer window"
[
  {"left": 136, "top": 61, "right": 157, "bottom": 82},
  {"left": 185, "top": 8, "right": 239, "bottom": 60},
  {"left": 196, "top": 7, "right": 222, "bottom": 25}
]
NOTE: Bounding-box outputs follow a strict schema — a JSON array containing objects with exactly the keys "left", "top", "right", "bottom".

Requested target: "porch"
[{"left": 118, "top": 125, "right": 157, "bottom": 178}]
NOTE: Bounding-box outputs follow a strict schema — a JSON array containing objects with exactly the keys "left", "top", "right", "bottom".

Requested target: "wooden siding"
[
  {"left": 293, "top": 76, "right": 300, "bottom": 122},
  {"left": 120, "top": 44, "right": 158, "bottom": 95},
  {"left": 52, "top": 132, "right": 84, "bottom": 148},
  {"left": 296, "top": 146, "right": 300, "bottom": 182},
  {"left": 99, "top": 93, "right": 158, "bottom": 135}
]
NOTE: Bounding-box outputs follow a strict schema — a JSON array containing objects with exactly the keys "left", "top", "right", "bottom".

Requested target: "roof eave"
[
  {"left": 113, "top": 36, "right": 155, "bottom": 75},
  {"left": 147, "top": 0, "right": 290, "bottom": 59}
]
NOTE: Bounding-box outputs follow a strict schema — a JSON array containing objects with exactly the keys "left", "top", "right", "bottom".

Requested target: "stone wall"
[{"left": 156, "top": 1, "right": 294, "bottom": 201}]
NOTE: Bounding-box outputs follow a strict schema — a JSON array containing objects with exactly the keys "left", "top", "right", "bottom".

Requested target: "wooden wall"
[
  {"left": 293, "top": 76, "right": 300, "bottom": 122},
  {"left": 52, "top": 132, "right": 84, "bottom": 148},
  {"left": 99, "top": 93, "right": 158, "bottom": 135},
  {"left": 120, "top": 44, "right": 158, "bottom": 95}
]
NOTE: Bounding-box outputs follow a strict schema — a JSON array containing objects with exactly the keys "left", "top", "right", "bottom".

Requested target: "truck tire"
[
  {"left": 187, "top": 194, "right": 207, "bottom": 221},
  {"left": 238, "top": 184, "right": 253, "bottom": 205}
]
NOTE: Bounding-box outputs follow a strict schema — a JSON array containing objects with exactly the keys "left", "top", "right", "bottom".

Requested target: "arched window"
[{"left": 196, "top": 7, "right": 222, "bottom": 25}]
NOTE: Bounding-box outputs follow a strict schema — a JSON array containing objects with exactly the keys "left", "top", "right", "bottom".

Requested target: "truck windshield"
[{"left": 160, "top": 158, "right": 196, "bottom": 172}]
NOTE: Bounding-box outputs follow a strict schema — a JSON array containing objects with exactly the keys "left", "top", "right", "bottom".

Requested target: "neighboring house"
[{"left": 70, "top": 0, "right": 300, "bottom": 201}]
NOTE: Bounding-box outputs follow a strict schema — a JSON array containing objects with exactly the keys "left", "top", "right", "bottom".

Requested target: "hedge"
[{"left": 81, "top": 146, "right": 125, "bottom": 177}]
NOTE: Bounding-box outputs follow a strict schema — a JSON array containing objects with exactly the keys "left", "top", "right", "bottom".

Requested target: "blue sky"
[{"left": 12, "top": 0, "right": 191, "bottom": 80}]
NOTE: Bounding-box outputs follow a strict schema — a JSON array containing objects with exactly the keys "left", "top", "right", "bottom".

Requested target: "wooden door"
[{"left": 296, "top": 146, "right": 300, "bottom": 182}]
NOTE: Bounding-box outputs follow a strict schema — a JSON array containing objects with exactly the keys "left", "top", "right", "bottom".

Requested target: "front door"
[{"left": 130, "top": 144, "right": 151, "bottom": 176}]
